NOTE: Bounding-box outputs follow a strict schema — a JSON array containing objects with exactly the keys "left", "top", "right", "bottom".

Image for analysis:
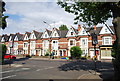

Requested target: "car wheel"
[{"left": 12, "top": 57, "right": 16, "bottom": 60}]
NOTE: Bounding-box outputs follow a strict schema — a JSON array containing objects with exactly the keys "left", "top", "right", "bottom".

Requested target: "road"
[{"left": 1, "top": 58, "right": 114, "bottom": 80}]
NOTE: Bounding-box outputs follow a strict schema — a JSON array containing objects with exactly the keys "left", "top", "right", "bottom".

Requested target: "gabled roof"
[
  {"left": 72, "top": 27, "right": 78, "bottom": 34},
  {"left": 25, "top": 32, "right": 31, "bottom": 38},
  {"left": 46, "top": 29, "right": 52, "bottom": 36},
  {"left": 33, "top": 30, "right": 40, "bottom": 38},
  {"left": 58, "top": 30, "right": 68, "bottom": 38},
  {"left": 15, "top": 33, "right": 24, "bottom": 41},
  {"left": 87, "top": 25, "right": 115, "bottom": 35},
  {"left": 87, "top": 27, "right": 102, "bottom": 35},
  {"left": 109, "top": 26, "right": 115, "bottom": 34},
  {"left": 66, "top": 27, "right": 78, "bottom": 37},
  {"left": 37, "top": 32, "right": 43, "bottom": 39},
  {"left": 2, "top": 34, "right": 9, "bottom": 42},
  {"left": 9, "top": 34, "right": 15, "bottom": 41},
  {"left": 50, "top": 28, "right": 60, "bottom": 37}
]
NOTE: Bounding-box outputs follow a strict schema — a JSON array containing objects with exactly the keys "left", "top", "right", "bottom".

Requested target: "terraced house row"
[{"left": 0, "top": 24, "right": 116, "bottom": 60}]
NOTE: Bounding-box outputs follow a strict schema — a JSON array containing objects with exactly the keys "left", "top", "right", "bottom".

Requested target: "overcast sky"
[{"left": 0, "top": 0, "right": 113, "bottom": 35}]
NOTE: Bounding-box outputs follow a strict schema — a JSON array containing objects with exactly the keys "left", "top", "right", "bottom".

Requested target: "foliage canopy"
[
  {"left": 57, "top": 2, "right": 120, "bottom": 26},
  {"left": 59, "top": 24, "right": 68, "bottom": 30}
]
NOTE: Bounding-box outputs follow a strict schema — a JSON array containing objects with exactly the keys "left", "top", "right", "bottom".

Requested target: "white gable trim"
[
  {"left": 1, "top": 37, "right": 5, "bottom": 42},
  {"left": 50, "top": 29, "right": 59, "bottom": 38},
  {"left": 66, "top": 27, "right": 77, "bottom": 37},
  {"left": 100, "top": 24, "right": 114, "bottom": 34},
  {"left": 78, "top": 27, "right": 89, "bottom": 36},
  {"left": 41, "top": 30, "right": 49, "bottom": 38},
  {"left": 30, "top": 32, "right": 36, "bottom": 39},
  {"left": 14, "top": 36, "right": 18, "bottom": 41},
  {"left": 9, "top": 36, "right": 12, "bottom": 41},
  {"left": 24, "top": 34, "right": 28, "bottom": 40}
]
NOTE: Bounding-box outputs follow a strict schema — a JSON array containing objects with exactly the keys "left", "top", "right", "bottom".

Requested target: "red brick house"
[
  {"left": 0, "top": 24, "right": 116, "bottom": 60},
  {"left": 13, "top": 33, "right": 24, "bottom": 55},
  {"left": 23, "top": 32, "right": 31, "bottom": 55}
]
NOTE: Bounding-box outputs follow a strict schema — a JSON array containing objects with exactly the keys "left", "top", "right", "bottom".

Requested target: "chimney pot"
[
  {"left": 78, "top": 24, "right": 81, "bottom": 31},
  {"left": 94, "top": 25, "right": 96, "bottom": 30}
]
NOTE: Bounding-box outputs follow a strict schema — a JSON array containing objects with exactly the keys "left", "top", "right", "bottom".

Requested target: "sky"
[{"left": 0, "top": 0, "right": 113, "bottom": 35}]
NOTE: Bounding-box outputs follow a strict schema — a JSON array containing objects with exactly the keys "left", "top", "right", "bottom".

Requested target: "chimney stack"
[
  {"left": 78, "top": 24, "right": 81, "bottom": 31},
  {"left": 94, "top": 25, "right": 96, "bottom": 30}
]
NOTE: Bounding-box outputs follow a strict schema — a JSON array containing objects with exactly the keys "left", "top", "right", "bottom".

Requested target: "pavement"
[{"left": 1, "top": 57, "right": 114, "bottom": 81}]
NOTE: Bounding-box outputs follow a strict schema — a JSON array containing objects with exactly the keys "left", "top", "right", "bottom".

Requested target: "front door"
[
  {"left": 63, "top": 51, "right": 66, "bottom": 56},
  {"left": 60, "top": 50, "right": 62, "bottom": 56}
]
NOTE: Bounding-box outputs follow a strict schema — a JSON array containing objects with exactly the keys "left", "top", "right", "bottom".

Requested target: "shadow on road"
[
  {"left": 2, "top": 57, "right": 29, "bottom": 65},
  {"left": 58, "top": 60, "right": 114, "bottom": 81}
]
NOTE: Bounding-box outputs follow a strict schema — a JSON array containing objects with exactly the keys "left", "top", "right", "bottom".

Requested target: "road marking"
[
  {"left": 36, "top": 69, "right": 42, "bottom": 71},
  {"left": 1, "top": 68, "right": 30, "bottom": 74},
  {"left": 77, "top": 72, "right": 101, "bottom": 79},
  {"left": 0, "top": 75, "right": 16, "bottom": 79},
  {"left": 44, "top": 67, "right": 54, "bottom": 69},
  {"left": 0, "top": 70, "right": 14, "bottom": 74},
  {"left": 21, "top": 68, "right": 30, "bottom": 70},
  {"left": 16, "top": 68, "right": 30, "bottom": 71},
  {"left": 36, "top": 67, "right": 54, "bottom": 71},
  {"left": 77, "top": 73, "right": 91, "bottom": 79}
]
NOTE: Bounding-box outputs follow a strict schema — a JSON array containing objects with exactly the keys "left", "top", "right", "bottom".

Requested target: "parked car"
[{"left": 4, "top": 54, "right": 16, "bottom": 60}]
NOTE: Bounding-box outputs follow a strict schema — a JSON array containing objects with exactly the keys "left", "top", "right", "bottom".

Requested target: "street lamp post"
[
  {"left": 43, "top": 21, "right": 52, "bottom": 30},
  {"left": 43, "top": 21, "right": 52, "bottom": 59}
]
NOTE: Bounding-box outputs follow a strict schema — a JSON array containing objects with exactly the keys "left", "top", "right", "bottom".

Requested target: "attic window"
[
  {"left": 54, "top": 33, "right": 57, "bottom": 36},
  {"left": 33, "top": 35, "right": 35, "bottom": 39},
  {"left": 45, "top": 34, "right": 47, "bottom": 37},
  {"left": 83, "top": 30, "right": 85, "bottom": 34},
  {"left": 71, "top": 32, "right": 73, "bottom": 35},
  {"left": 105, "top": 28, "right": 108, "bottom": 32}
]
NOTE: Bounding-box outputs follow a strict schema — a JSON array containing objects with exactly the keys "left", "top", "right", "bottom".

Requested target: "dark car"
[{"left": 4, "top": 54, "right": 16, "bottom": 60}]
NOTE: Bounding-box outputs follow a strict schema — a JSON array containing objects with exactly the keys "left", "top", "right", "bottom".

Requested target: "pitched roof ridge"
[
  {"left": 26, "top": 31, "right": 31, "bottom": 33},
  {"left": 33, "top": 30, "right": 39, "bottom": 33},
  {"left": 46, "top": 29, "right": 51, "bottom": 32}
]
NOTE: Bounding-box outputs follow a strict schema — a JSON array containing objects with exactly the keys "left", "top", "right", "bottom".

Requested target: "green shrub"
[
  {"left": 26, "top": 55, "right": 32, "bottom": 58},
  {"left": 45, "top": 53, "right": 49, "bottom": 56},
  {"left": 0, "top": 44, "right": 7, "bottom": 64},
  {"left": 70, "top": 46, "right": 82, "bottom": 59}
]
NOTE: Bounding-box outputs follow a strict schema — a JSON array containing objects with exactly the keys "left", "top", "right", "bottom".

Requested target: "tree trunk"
[{"left": 112, "top": 17, "right": 120, "bottom": 81}]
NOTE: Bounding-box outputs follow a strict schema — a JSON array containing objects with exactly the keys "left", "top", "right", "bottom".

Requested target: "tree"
[
  {"left": 57, "top": 1, "right": 120, "bottom": 80},
  {"left": 70, "top": 46, "right": 82, "bottom": 59},
  {"left": 0, "top": 44, "right": 7, "bottom": 64},
  {"left": 59, "top": 24, "right": 68, "bottom": 30},
  {"left": 0, "top": 0, "right": 8, "bottom": 29}
]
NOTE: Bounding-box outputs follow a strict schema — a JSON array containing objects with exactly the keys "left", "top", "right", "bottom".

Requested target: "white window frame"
[
  {"left": 102, "top": 36, "right": 112, "bottom": 45},
  {"left": 80, "top": 38, "right": 88, "bottom": 46},
  {"left": 30, "top": 41, "right": 35, "bottom": 48},
  {"left": 52, "top": 40, "right": 58, "bottom": 50},
  {"left": 43, "top": 40, "right": 49, "bottom": 49},
  {"left": 14, "top": 42, "right": 18, "bottom": 48},
  {"left": 68, "top": 39, "right": 76, "bottom": 46},
  {"left": 24, "top": 42, "right": 28, "bottom": 48}
]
